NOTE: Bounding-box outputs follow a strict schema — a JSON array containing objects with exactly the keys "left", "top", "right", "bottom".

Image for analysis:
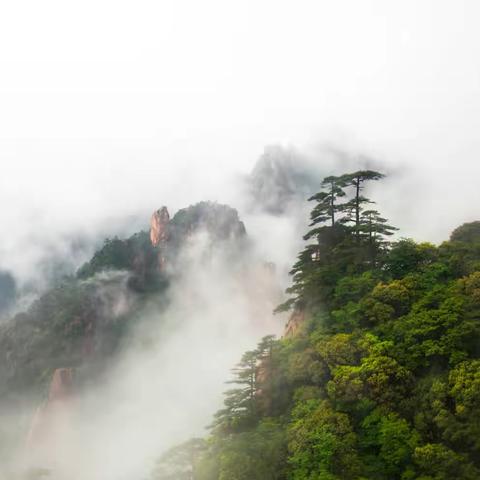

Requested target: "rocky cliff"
[
  {"left": 77, "top": 201, "right": 246, "bottom": 282},
  {"left": 168, "top": 201, "right": 246, "bottom": 241},
  {"left": 26, "top": 368, "right": 75, "bottom": 470},
  {"left": 283, "top": 308, "right": 306, "bottom": 338},
  {"left": 150, "top": 207, "right": 170, "bottom": 247},
  {"left": 0, "top": 200, "right": 273, "bottom": 476}
]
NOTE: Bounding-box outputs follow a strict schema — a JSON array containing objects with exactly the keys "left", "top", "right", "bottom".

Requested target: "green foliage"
[
  {"left": 216, "top": 420, "right": 287, "bottom": 480},
  {"left": 192, "top": 420, "right": 287, "bottom": 480},
  {"left": 77, "top": 232, "right": 151, "bottom": 278},
  {"left": 450, "top": 221, "right": 480, "bottom": 244},
  {"left": 173, "top": 172, "right": 480, "bottom": 479},
  {"left": 77, "top": 202, "right": 247, "bottom": 286},
  {"left": 151, "top": 439, "right": 207, "bottom": 480},
  {"left": 439, "top": 237, "right": 480, "bottom": 277},
  {"left": 76, "top": 232, "right": 169, "bottom": 292},
  {"left": 305, "top": 175, "right": 347, "bottom": 236},
  {"left": 287, "top": 399, "right": 363, "bottom": 479},
  {"left": 409, "top": 443, "right": 480, "bottom": 480},
  {"left": 361, "top": 409, "right": 419, "bottom": 478},
  {"left": 332, "top": 271, "right": 378, "bottom": 307},
  {"left": 385, "top": 239, "right": 438, "bottom": 279},
  {"left": 286, "top": 170, "right": 394, "bottom": 310},
  {"left": 213, "top": 349, "right": 259, "bottom": 433},
  {"left": 0, "top": 279, "right": 95, "bottom": 401}
]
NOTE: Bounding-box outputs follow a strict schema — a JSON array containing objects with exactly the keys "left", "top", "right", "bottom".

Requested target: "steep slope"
[
  {"left": 0, "top": 201, "right": 254, "bottom": 477},
  {"left": 149, "top": 175, "right": 480, "bottom": 480}
]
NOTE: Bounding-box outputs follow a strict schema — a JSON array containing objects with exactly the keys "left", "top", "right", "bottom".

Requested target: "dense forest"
[{"left": 151, "top": 172, "right": 480, "bottom": 480}]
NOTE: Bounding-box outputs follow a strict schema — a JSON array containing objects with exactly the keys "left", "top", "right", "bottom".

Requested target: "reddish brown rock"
[
  {"left": 47, "top": 368, "right": 74, "bottom": 402},
  {"left": 283, "top": 309, "right": 306, "bottom": 338},
  {"left": 25, "top": 368, "right": 75, "bottom": 470},
  {"left": 150, "top": 207, "right": 170, "bottom": 247}
]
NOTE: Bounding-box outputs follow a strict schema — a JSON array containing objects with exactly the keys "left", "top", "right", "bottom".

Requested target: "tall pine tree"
[
  {"left": 212, "top": 350, "right": 259, "bottom": 433},
  {"left": 278, "top": 169, "right": 395, "bottom": 311},
  {"left": 340, "top": 170, "right": 385, "bottom": 241}
]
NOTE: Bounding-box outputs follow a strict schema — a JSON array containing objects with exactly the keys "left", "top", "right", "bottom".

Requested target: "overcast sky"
[{"left": 0, "top": 0, "right": 479, "bottom": 266}]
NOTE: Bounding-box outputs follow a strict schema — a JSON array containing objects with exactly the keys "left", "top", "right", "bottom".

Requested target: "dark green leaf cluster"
[{"left": 76, "top": 231, "right": 166, "bottom": 291}]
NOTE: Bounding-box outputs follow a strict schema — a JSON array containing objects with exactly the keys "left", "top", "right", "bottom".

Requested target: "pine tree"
[
  {"left": 277, "top": 169, "right": 395, "bottom": 311},
  {"left": 151, "top": 439, "right": 206, "bottom": 480},
  {"left": 304, "top": 175, "right": 347, "bottom": 241},
  {"left": 340, "top": 170, "right": 385, "bottom": 240},
  {"left": 212, "top": 350, "right": 259, "bottom": 433},
  {"left": 360, "top": 209, "right": 397, "bottom": 244},
  {"left": 255, "top": 335, "right": 277, "bottom": 416},
  {"left": 360, "top": 209, "right": 398, "bottom": 266}
]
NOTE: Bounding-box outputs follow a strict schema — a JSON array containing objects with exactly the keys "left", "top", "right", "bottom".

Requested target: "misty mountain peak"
[
  {"left": 170, "top": 201, "right": 246, "bottom": 241},
  {"left": 248, "top": 145, "right": 323, "bottom": 214}
]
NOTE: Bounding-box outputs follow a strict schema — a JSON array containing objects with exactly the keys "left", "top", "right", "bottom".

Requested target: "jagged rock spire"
[{"left": 150, "top": 207, "right": 170, "bottom": 247}]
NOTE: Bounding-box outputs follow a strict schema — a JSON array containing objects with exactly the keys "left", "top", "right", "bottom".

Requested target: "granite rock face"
[
  {"left": 283, "top": 309, "right": 306, "bottom": 338},
  {"left": 150, "top": 207, "right": 170, "bottom": 247}
]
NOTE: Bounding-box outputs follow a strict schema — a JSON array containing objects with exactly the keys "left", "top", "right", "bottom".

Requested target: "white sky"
[{"left": 0, "top": 0, "right": 479, "bottom": 262}]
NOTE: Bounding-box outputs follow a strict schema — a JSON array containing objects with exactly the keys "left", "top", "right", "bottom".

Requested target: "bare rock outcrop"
[
  {"left": 283, "top": 309, "right": 306, "bottom": 338},
  {"left": 26, "top": 368, "right": 75, "bottom": 470},
  {"left": 150, "top": 207, "right": 170, "bottom": 247}
]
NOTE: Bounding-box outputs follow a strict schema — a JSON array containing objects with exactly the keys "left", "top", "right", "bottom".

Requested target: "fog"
[
  {"left": 1, "top": 1, "right": 479, "bottom": 260},
  {"left": 1, "top": 0, "right": 480, "bottom": 478},
  {"left": 21, "top": 231, "right": 287, "bottom": 479}
]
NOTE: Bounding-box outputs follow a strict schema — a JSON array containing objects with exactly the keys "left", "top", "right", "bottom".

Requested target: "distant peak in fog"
[{"left": 246, "top": 145, "right": 325, "bottom": 215}]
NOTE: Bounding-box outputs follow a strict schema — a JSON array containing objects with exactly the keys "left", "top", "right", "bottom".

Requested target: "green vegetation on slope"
[
  {"left": 77, "top": 201, "right": 246, "bottom": 282},
  {"left": 152, "top": 173, "right": 480, "bottom": 480},
  {"left": 0, "top": 202, "right": 245, "bottom": 422}
]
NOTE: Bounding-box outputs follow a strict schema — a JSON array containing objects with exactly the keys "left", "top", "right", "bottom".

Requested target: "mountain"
[
  {"left": 0, "top": 201, "right": 255, "bottom": 477},
  {"left": 246, "top": 145, "right": 324, "bottom": 214},
  {"left": 3, "top": 171, "right": 480, "bottom": 480},
  {"left": 149, "top": 172, "right": 480, "bottom": 480}
]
